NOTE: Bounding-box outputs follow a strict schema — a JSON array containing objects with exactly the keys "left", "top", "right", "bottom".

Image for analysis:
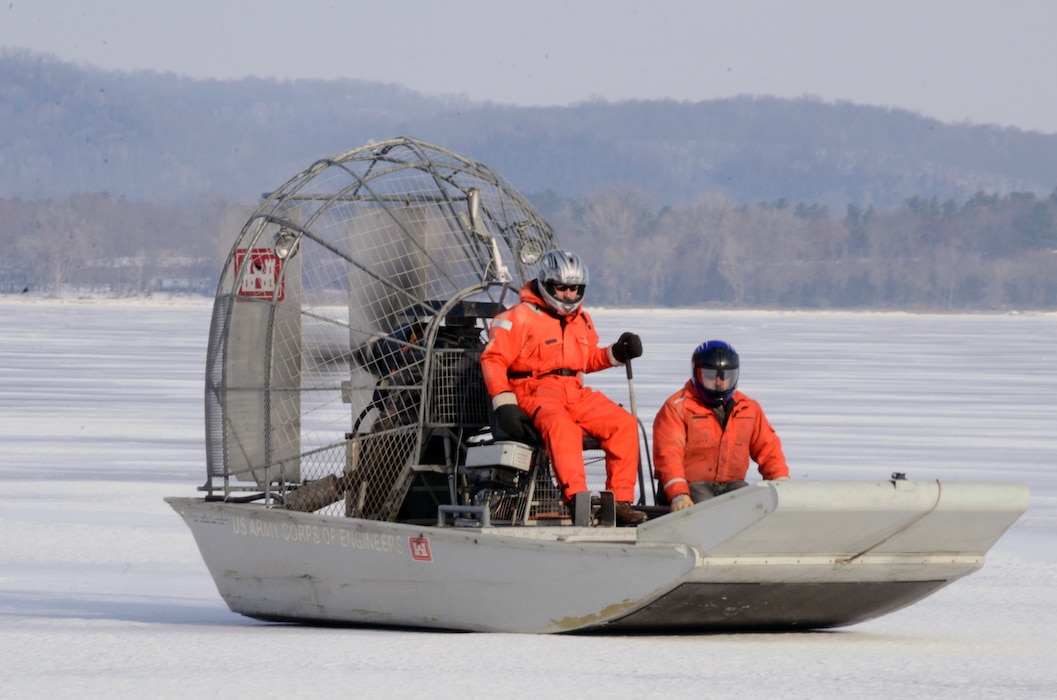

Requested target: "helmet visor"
[
  {"left": 695, "top": 367, "right": 739, "bottom": 393},
  {"left": 544, "top": 281, "right": 586, "bottom": 303}
]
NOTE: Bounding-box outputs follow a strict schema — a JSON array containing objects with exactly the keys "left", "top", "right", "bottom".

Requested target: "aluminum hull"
[{"left": 168, "top": 478, "right": 1028, "bottom": 633}]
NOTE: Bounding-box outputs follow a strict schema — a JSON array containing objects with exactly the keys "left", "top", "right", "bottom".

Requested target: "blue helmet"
[{"left": 691, "top": 340, "right": 740, "bottom": 406}]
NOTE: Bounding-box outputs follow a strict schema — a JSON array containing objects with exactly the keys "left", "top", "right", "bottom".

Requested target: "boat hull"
[{"left": 167, "top": 479, "right": 1028, "bottom": 633}]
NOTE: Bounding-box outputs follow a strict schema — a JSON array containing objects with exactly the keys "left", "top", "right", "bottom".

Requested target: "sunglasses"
[{"left": 552, "top": 283, "right": 585, "bottom": 293}]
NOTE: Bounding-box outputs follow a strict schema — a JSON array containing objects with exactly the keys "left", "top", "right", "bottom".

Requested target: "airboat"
[{"left": 167, "top": 137, "right": 1028, "bottom": 634}]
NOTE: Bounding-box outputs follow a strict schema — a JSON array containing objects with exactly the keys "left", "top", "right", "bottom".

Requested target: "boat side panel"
[
  {"left": 601, "top": 579, "right": 951, "bottom": 632},
  {"left": 639, "top": 481, "right": 1029, "bottom": 560},
  {"left": 166, "top": 498, "right": 697, "bottom": 633}
]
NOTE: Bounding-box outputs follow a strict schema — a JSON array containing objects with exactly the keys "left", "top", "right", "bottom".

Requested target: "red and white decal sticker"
[
  {"left": 234, "top": 248, "right": 284, "bottom": 301},
  {"left": 409, "top": 537, "right": 432, "bottom": 562}
]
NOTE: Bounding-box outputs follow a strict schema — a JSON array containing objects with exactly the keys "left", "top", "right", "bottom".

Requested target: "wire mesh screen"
[
  {"left": 427, "top": 349, "right": 492, "bottom": 426},
  {"left": 204, "top": 137, "right": 558, "bottom": 520}
]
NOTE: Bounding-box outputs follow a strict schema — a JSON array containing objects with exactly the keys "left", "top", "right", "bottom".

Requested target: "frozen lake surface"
[{"left": 1, "top": 298, "right": 1055, "bottom": 698}]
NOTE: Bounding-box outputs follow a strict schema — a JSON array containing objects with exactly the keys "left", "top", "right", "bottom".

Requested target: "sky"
[
  {"left": 3, "top": 0, "right": 1057, "bottom": 134},
  {"left": 1, "top": 299, "right": 1055, "bottom": 697}
]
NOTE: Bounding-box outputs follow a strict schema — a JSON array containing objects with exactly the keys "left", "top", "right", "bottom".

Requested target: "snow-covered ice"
[{"left": 1, "top": 298, "right": 1055, "bottom": 698}]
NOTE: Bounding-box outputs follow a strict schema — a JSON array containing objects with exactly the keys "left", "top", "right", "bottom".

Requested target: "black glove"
[
  {"left": 612, "top": 331, "right": 643, "bottom": 363},
  {"left": 495, "top": 404, "right": 540, "bottom": 444}
]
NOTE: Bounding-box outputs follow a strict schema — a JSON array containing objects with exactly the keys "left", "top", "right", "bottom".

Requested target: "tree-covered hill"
[
  {"left": 4, "top": 49, "right": 1057, "bottom": 210},
  {"left": 3, "top": 50, "right": 1056, "bottom": 309}
]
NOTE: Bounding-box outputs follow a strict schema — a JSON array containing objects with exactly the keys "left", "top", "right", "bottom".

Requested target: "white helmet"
[{"left": 536, "top": 249, "right": 589, "bottom": 315}]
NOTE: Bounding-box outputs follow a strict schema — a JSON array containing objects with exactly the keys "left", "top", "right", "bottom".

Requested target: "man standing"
[
  {"left": 480, "top": 249, "right": 646, "bottom": 525},
  {"left": 653, "top": 340, "right": 789, "bottom": 511}
]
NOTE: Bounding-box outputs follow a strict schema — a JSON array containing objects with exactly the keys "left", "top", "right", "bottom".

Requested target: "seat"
[
  {"left": 457, "top": 388, "right": 644, "bottom": 526},
  {"left": 483, "top": 429, "right": 611, "bottom": 525}
]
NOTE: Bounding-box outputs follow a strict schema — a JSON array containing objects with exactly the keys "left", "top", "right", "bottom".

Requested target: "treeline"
[
  {"left": 541, "top": 187, "right": 1057, "bottom": 310},
  {"left": 3, "top": 189, "right": 1056, "bottom": 310},
  {"left": 0, "top": 194, "right": 226, "bottom": 295}
]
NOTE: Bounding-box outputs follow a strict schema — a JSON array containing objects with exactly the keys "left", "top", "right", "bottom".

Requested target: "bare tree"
[{"left": 16, "top": 198, "right": 104, "bottom": 295}]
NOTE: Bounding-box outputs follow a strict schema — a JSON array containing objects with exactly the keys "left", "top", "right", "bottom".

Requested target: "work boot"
[{"left": 614, "top": 501, "right": 647, "bottom": 526}]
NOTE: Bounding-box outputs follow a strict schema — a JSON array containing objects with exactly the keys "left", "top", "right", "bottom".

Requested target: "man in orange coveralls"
[
  {"left": 653, "top": 340, "right": 789, "bottom": 511},
  {"left": 480, "top": 249, "right": 647, "bottom": 525}
]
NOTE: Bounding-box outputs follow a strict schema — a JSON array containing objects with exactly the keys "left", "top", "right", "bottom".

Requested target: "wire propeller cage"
[{"left": 202, "top": 137, "right": 559, "bottom": 520}]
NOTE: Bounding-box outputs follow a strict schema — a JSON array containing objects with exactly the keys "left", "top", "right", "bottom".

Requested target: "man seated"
[
  {"left": 653, "top": 340, "right": 789, "bottom": 511},
  {"left": 480, "top": 249, "right": 646, "bottom": 525}
]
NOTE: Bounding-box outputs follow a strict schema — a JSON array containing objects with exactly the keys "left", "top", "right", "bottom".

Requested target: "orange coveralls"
[
  {"left": 652, "top": 381, "right": 789, "bottom": 502},
  {"left": 480, "top": 283, "right": 639, "bottom": 502}
]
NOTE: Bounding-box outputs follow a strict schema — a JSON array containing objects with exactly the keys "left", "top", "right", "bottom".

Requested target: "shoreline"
[
  {"left": 2, "top": 294, "right": 1054, "bottom": 317},
  {"left": 0, "top": 293, "right": 214, "bottom": 308}
]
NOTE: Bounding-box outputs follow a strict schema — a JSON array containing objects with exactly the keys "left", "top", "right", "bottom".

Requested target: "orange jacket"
[
  {"left": 481, "top": 282, "right": 615, "bottom": 400},
  {"left": 652, "top": 381, "right": 788, "bottom": 501},
  {"left": 481, "top": 282, "right": 638, "bottom": 500}
]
